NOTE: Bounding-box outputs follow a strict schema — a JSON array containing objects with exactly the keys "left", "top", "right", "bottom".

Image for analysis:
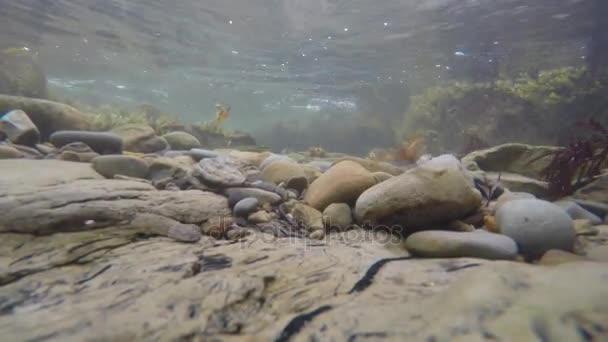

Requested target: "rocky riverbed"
[{"left": 1, "top": 106, "right": 608, "bottom": 341}]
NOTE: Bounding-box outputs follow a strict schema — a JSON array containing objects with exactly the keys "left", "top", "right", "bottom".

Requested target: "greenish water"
[{"left": 0, "top": 0, "right": 605, "bottom": 153}]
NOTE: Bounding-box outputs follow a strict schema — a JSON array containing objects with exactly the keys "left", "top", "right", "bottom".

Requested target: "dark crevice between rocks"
[
  {"left": 0, "top": 241, "right": 133, "bottom": 287},
  {"left": 75, "top": 264, "right": 112, "bottom": 285},
  {"left": 275, "top": 305, "right": 334, "bottom": 342},
  {"left": 441, "top": 261, "right": 482, "bottom": 272},
  {"left": 348, "top": 257, "right": 411, "bottom": 294},
  {"left": 347, "top": 331, "right": 389, "bottom": 342}
]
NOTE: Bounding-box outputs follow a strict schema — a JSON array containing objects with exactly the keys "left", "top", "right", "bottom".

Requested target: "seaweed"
[{"left": 541, "top": 119, "right": 608, "bottom": 197}]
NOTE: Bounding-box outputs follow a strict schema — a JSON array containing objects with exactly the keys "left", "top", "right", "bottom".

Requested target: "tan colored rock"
[
  {"left": 539, "top": 249, "right": 588, "bottom": 266},
  {"left": 260, "top": 159, "right": 307, "bottom": 185},
  {"left": 461, "top": 143, "right": 561, "bottom": 179},
  {"left": 573, "top": 219, "right": 599, "bottom": 236},
  {"left": 323, "top": 203, "right": 353, "bottom": 231},
  {"left": 201, "top": 216, "right": 234, "bottom": 238},
  {"left": 291, "top": 202, "right": 324, "bottom": 231},
  {"left": 248, "top": 210, "right": 274, "bottom": 224},
  {"left": 371, "top": 171, "right": 393, "bottom": 184},
  {"left": 333, "top": 156, "right": 403, "bottom": 175},
  {"left": 0, "top": 144, "right": 21, "bottom": 159},
  {"left": 112, "top": 124, "right": 168, "bottom": 153},
  {"left": 355, "top": 155, "right": 482, "bottom": 227},
  {"left": 228, "top": 150, "right": 271, "bottom": 167},
  {"left": 304, "top": 160, "right": 376, "bottom": 211}
]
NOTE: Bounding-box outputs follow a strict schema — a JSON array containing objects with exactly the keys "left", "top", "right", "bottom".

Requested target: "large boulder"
[
  {"left": 461, "top": 143, "right": 561, "bottom": 179},
  {"left": 111, "top": 124, "right": 168, "bottom": 153},
  {"left": 0, "top": 95, "right": 92, "bottom": 141},
  {"left": 304, "top": 160, "right": 376, "bottom": 211},
  {"left": 355, "top": 154, "right": 482, "bottom": 228}
]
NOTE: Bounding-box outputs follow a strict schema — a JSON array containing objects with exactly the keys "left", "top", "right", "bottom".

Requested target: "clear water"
[{"left": 0, "top": 0, "right": 604, "bottom": 153}]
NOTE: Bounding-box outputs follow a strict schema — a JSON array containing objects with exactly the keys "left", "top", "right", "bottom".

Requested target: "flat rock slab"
[
  {"left": 405, "top": 230, "right": 518, "bottom": 260},
  {"left": 0, "top": 159, "right": 230, "bottom": 239},
  {"left": 0, "top": 230, "right": 607, "bottom": 341}
]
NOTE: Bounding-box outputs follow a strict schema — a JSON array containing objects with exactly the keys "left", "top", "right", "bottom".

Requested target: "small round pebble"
[
  {"left": 323, "top": 203, "right": 353, "bottom": 231},
  {"left": 405, "top": 230, "right": 518, "bottom": 260},
  {"left": 496, "top": 199, "right": 575, "bottom": 260},
  {"left": 233, "top": 197, "right": 259, "bottom": 218}
]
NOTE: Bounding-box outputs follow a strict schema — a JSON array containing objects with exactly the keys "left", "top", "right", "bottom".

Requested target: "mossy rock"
[{"left": 0, "top": 48, "right": 48, "bottom": 98}]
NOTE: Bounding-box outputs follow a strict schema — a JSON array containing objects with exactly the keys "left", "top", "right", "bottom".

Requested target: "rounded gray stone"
[
  {"left": 234, "top": 197, "right": 259, "bottom": 218},
  {"left": 225, "top": 187, "right": 282, "bottom": 207},
  {"left": 405, "top": 230, "right": 518, "bottom": 260},
  {"left": 554, "top": 200, "right": 602, "bottom": 225},
  {"left": 50, "top": 130, "right": 123, "bottom": 155},
  {"left": 188, "top": 148, "right": 218, "bottom": 161},
  {"left": 92, "top": 155, "right": 149, "bottom": 179},
  {"left": 496, "top": 199, "right": 575, "bottom": 260}
]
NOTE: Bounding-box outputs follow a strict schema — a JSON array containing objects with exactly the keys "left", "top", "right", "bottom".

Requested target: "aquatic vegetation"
[
  {"left": 540, "top": 119, "right": 608, "bottom": 197},
  {"left": 400, "top": 66, "right": 608, "bottom": 153},
  {"left": 0, "top": 47, "right": 48, "bottom": 98},
  {"left": 89, "top": 104, "right": 178, "bottom": 134},
  {"left": 193, "top": 103, "right": 231, "bottom": 134},
  {"left": 397, "top": 135, "right": 425, "bottom": 162}
]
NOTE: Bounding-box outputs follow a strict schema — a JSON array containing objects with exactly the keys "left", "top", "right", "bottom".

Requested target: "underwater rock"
[
  {"left": 233, "top": 197, "right": 259, "bottom": 218},
  {"left": 194, "top": 156, "right": 246, "bottom": 188},
  {"left": 371, "top": 171, "right": 393, "bottom": 184},
  {"left": 0, "top": 109, "right": 40, "bottom": 146},
  {"left": 486, "top": 171, "right": 549, "bottom": 198},
  {"left": 162, "top": 131, "right": 201, "bottom": 150},
  {"left": 259, "top": 159, "right": 309, "bottom": 193},
  {"left": 306, "top": 160, "right": 333, "bottom": 172},
  {"left": 0, "top": 95, "right": 91, "bottom": 140},
  {"left": 259, "top": 153, "right": 291, "bottom": 170},
  {"left": 304, "top": 160, "right": 376, "bottom": 211},
  {"left": 248, "top": 210, "right": 274, "bottom": 224},
  {"left": 10, "top": 143, "right": 43, "bottom": 159},
  {"left": 188, "top": 148, "right": 219, "bottom": 161},
  {"left": 201, "top": 216, "right": 234, "bottom": 239},
  {"left": 333, "top": 156, "right": 403, "bottom": 176},
  {"left": 35, "top": 143, "right": 56, "bottom": 155},
  {"left": 355, "top": 155, "right": 482, "bottom": 228},
  {"left": 0, "top": 144, "right": 21, "bottom": 159},
  {"left": 495, "top": 190, "right": 536, "bottom": 211},
  {"left": 291, "top": 202, "right": 324, "bottom": 232},
  {"left": 50, "top": 130, "right": 123, "bottom": 155},
  {"left": 323, "top": 203, "right": 353, "bottom": 231},
  {"left": 92, "top": 155, "right": 149, "bottom": 179},
  {"left": 0, "top": 160, "right": 230, "bottom": 237},
  {"left": 225, "top": 187, "right": 282, "bottom": 207},
  {"left": 554, "top": 200, "right": 603, "bottom": 225},
  {"left": 111, "top": 124, "right": 168, "bottom": 153},
  {"left": 461, "top": 143, "right": 561, "bottom": 180},
  {"left": 405, "top": 230, "right": 518, "bottom": 260},
  {"left": 496, "top": 199, "right": 575, "bottom": 260},
  {"left": 573, "top": 174, "right": 608, "bottom": 205},
  {"left": 0, "top": 48, "right": 48, "bottom": 98},
  {"left": 55, "top": 142, "right": 99, "bottom": 162},
  {"left": 226, "top": 150, "right": 270, "bottom": 167},
  {"left": 538, "top": 249, "right": 588, "bottom": 266}
]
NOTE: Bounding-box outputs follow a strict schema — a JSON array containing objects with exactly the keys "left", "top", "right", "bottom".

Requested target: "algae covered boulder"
[
  {"left": 0, "top": 95, "right": 91, "bottom": 140},
  {"left": 0, "top": 48, "right": 47, "bottom": 98}
]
